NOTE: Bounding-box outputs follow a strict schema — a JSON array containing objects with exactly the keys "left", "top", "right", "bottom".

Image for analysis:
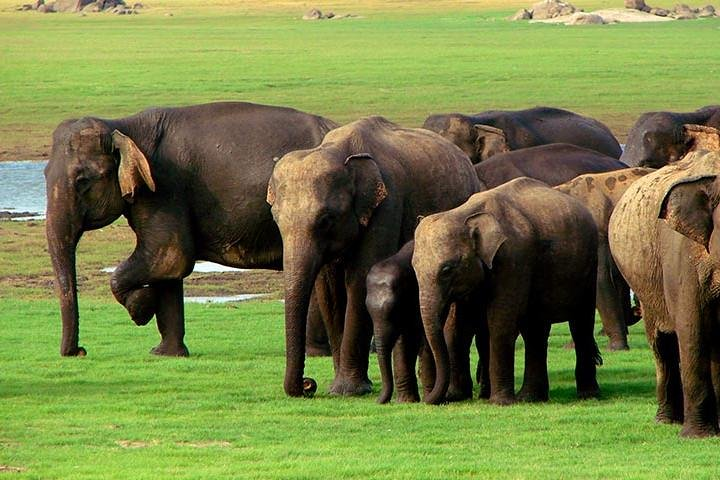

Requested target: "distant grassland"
[{"left": 1, "top": 0, "right": 717, "bottom": 159}]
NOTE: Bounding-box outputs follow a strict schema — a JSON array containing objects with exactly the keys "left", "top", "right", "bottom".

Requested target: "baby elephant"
[
  {"left": 413, "top": 177, "right": 603, "bottom": 405},
  {"left": 367, "top": 241, "right": 486, "bottom": 404}
]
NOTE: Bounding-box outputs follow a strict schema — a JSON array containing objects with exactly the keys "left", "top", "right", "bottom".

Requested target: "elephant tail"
[{"left": 591, "top": 340, "right": 603, "bottom": 366}]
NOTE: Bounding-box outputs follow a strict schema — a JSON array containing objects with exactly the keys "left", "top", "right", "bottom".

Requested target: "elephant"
[
  {"left": 620, "top": 106, "right": 720, "bottom": 168},
  {"left": 555, "top": 167, "right": 654, "bottom": 350},
  {"left": 412, "top": 177, "right": 602, "bottom": 405},
  {"left": 366, "top": 240, "right": 487, "bottom": 404},
  {"left": 44, "top": 101, "right": 338, "bottom": 358},
  {"left": 474, "top": 143, "right": 629, "bottom": 189},
  {"left": 422, "top": 106, "right": 622, "bottom": 164},
  {"left": 609, "top": 142, "right": 720, "bottom": 437},
  {"left": 267, "top": 116, "right": 481, "bottom": 397}
]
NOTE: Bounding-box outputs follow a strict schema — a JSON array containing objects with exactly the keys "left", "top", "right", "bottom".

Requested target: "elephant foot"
[
  {"left": 655, "top": 407, "right": 683, "bottom": 425},
  {"left": 446, "top": 386, "right": 472, "bottom": 403},
  {"left": 517, "top": 388, "right": 549, "bottom": 403},
  {"left": 607, "top": 339, "right": 630, "bottom": 351},
  {"left": 329, "top": 376, "right": 372, "bottom": 396},
  {"left": 478, "top": 383, "right": 491, "bottom": 400},
  {"left": 61, "top": 345, "right": 87, "bottom": 357},
  {"left": 396, "top": 391, "right": 421, "bottom": 403},
  {"left": 489, "top": 393, "right": 516, "bottom": 406},
  {"left": 680, "top": 422, "right": 719, "bottom": 438},
  {"left": 150, "top": 342, "right": 189, "bottom": 357},
  {"left": 577, "top": 383, "right": 601, "bottom": 400},
  {"left": 125, "top": 288, "right": 157, "bottom": 326}
]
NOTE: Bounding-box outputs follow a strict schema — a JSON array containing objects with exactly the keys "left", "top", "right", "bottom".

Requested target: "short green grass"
[
  {"left": 1, "top": 0, "right": 718, "bottom": 159},
  {"left": 4, "top": 2, "right": 720, "bottom": 478}
]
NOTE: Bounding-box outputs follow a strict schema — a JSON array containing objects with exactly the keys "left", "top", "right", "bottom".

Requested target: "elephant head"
[
  {"left": 45, "top": 117, "right": 155, "bottom": 356},
  {"left": 423, "top": 115, "right": 509, "bottom": 164},
  {"left": 412, "top": 207, "right": 503, "bottom": 404},
  {"left": 267, "top": 148, "right": 387, "bottom": 396}
]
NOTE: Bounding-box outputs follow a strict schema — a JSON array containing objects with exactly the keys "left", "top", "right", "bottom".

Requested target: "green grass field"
[{"left": 3, "top": 1, "right": 720, "bottom": 478}]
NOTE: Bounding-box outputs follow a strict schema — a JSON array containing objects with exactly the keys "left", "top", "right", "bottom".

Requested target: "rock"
[
  {"left": 510, "top": 8, "right": 532, "bottom": 20},
  {"left": 37, "top": 2, "right": 55, "bottom": 12},
  {"left": 567, "top": 12, "right": 605, "bottom": 24},
  {"left": 18, "top": 4, "right": 33, "bottom": 10},
  {"left": 624, "top": 0, "right": 650, "bottom": 11},
  {"left": 673, "top": 11, "right": 698, "bottom": 19},
  {"left": 53, "top": 0, "right": 93, "bottom": 12},
  {"left": 302, "top": 8, "right": 323, "bottom": 20},
  {"left": 324, "top": 11, "right": 334, "bottom": 19},
  {"left": 650, "top": 7, "right": 669, "bottom": 16},
  {"left": 698, "top": 5, "right": 716, "bottom": 16},
  {"left": 531, "top": 0, "right": 577, "bottom": 20}
]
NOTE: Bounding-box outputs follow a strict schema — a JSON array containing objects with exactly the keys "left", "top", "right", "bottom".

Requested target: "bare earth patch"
[
  {"left": 0, "top": 465, "right": 26, "bottom": 473},
  {"left": 175, "top": 440, "right": 232, "bottom": 448},
  {"left": 116, "top": 440, "right": 159, "bottom": 448},
  {"left": 532, "top": 7, "right": 675, "bottom": 23}
]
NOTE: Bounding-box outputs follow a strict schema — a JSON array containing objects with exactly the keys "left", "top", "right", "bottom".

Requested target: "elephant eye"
[{"left": 439, "top": 261, "right": 457, "bottom": 278}]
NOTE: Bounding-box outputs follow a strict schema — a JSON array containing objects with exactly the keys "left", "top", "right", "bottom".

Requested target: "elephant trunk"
[
  {"left": 282, "top": 239, "right": 322, "bottom": 397},
  {"left": 374, "top": 320, "right": 400, "bottom": 404},
  {"left": 420, "top": 292, "right": 450, "bottom": 405},
  {"left": 45, "top": 199, "right": 84, "bottom": 356}
]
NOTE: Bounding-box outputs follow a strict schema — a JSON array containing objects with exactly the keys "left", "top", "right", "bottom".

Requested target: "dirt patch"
[
  {"left": 116, "top": 440, "right": 159, "bottom": 448},
  {"left": 0, "top": 465, "right": 27, "bottom": 473},
  {"left": 531, "top": 7, "right": 675, "bottom": 23},
  {"left": 175, "top": 440, "right": 232, "bottom": 448}
]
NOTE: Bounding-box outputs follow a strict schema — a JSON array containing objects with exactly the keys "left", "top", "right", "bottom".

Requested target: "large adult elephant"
[
  {"left": 45, "top": 101, "right": 338, "bottom": 358},
  {"left": 422, "top": 107, "right": 622, "bottom": 164},
  {"left": 555, "top": 167, "right": 654, "bottom": 350},
  {"left": 412, "top": 178, "right": 602, "bottom": 405},
  {"left": 609, "top": 148, "right": 720, "bottom": 437},
  {"left": 620, "top": 106, "right": 720, "bottom": 167},
  {"left": 267, "top": 116, "right": 481, "bottom": 397},
  {"left": 474, "top": 143, "right": 628, "bottom": 189}
]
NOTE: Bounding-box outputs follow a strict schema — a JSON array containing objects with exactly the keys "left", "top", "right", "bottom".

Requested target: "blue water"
[{"left": 0, "top": 160, "right": 47, "bottom": 219}]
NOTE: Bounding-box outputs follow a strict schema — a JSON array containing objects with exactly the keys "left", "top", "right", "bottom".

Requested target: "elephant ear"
[
  {"left": 112, "top": 130, "right": 156, "bottom": 202},
  {"left": 345, "top": 153, "right": 388, "bottom": 227},
  {"left": 465, "top": 212, "right": 507, "bottom": 269},
  {"left": 473, "top": 124, "right": 509, "bottom": 161},
  {"left": 658, "top": 176, "right": 716, "bottom": 248},
  {"left": 683, "top": 124, "right": 720, "bottom": 154}
]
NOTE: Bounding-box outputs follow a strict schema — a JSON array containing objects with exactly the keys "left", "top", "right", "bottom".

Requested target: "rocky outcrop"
[
  {"left": 626, "top": 1, "right": 717, "bottom": 18},
  {"left": 302, "top": 8, "right": 355, "bottom": 20},
  {"left": 531, "top": 0, "right": 577, "bottom": 19},
  {"left": 510, "top": 8, "right": 532, "bottom": 20},
  {"left": 17, "top": 0, "right": 139, "bottom": 13},
  {"left": 567, "top": 12, "right": 605, "bottom": 24},
  {"left": 625, "top": 0, "right": 651, "bottom": 11}
]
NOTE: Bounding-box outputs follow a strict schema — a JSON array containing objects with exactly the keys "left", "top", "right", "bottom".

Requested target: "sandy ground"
[{"left": 531, "top": 8, "right": 675, "bottom": 24}]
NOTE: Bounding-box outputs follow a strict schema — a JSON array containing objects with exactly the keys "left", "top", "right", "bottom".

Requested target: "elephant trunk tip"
[{"left": 424, "top": 388, "right": 446, "bottom": 406}]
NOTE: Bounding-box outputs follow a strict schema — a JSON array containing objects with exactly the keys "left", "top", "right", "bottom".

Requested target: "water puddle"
[
  {"left": 101, "top": 261, "right": 248, "bottom": 274},
  {"left": 184, "top": 294, "right": 268, "bottom": 304}
]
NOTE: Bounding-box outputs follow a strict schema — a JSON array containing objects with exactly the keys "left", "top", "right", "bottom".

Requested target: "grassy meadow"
[{"left": 3, "top": 1, "right": 720, "bottom": 478}]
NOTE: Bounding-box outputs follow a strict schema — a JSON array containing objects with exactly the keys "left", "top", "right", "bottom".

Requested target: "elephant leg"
[
  {"left": 675, "top": 307, "right": 718, "bottom": 437},
  {"left": 596, "top": 243, "right": 630, "bottom": 351},
  {"left": 488, "top": 332, "right": 516, "bottom": 405},
  {"left": 475, "top": 317, "right": 490, "bottom": 399},
  {"left": 305, "top": 290, "right": 331, "bottom": 357},
  {"left": 517, "top": 321, "right": 550, "bottom": 403},
  {"left": 652, "top": 331, "right": 684, "bottom": 425},
  {"left": 445, "top": 303, "right": 474, "bottom": 402},
  {"left": 314, "top": 263, "right": 346, "bottom": 372},
  {"left": 712, "top": 337, "right": 720, "bottom": 427},
  {"left": 149, "top": 280, "right": 189, "bottom": 357},
  {"left": 393, "top": 334, "right": 420, "bottom": 403},
  {"left": 329, "top": 270, "right": 373, "bottom": 396}
]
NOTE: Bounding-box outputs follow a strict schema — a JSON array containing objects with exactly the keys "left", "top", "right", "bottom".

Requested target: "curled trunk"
[
  {"left": 282, "top": 240, "right": 322, "bottom": 397},
  {"left": 420, "top": 293, "right": 450, "bottom": 405},
  {"left": 374, "top": 325, "right": 400, "bottom": 404}
]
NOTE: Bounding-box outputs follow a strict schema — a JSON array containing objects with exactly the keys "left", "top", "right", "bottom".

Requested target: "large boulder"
[
  {"left": 510, "top": 8, "right": 532, "bottom": 20},
  {"left": 302, "top": 8, "right": 323, "bottom": 20},
  {"left": 624, "top": 0, "right": 651, "bottom": 12},
  {"left": 698, "top": 5, "right": 717, "bottom": 16},
  {"left": 567, "top": 12, "right": 605, "bottom": 24},
  {"left": 650, "top": 7, "right": 670, "bottom": 16},
  {"left": 53, "top": 0, "right": 93, "bottom": 11},
  {"left": 531, "top": 0, "right": 577, "bottom": 19},
  {"left": 673, "top": 4, "right": 698, "bottom": 18}
]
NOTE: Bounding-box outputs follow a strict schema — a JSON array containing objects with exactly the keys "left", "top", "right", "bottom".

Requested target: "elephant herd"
[{"left": 44, "top": 102, "right": 720, "bottom": 437}]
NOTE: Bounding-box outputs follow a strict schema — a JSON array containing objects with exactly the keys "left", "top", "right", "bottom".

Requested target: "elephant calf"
[
  {"left": 474, "top": 143, "right": 629, "bottom": 189},
  {"left": 610, "top": 149, "right": 720, "bottom": 438},
  {"left": 413, "top": 177, "right": 602, "bottom": 405},
  {"left": 366, "top": 241, "right": 486, "bottom": 404},
  {"left": 555, "top": 167, "right": 654, "bottom": 350}
]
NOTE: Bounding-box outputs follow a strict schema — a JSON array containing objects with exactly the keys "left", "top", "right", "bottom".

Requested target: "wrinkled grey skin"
[
  {"left": 367, "top": 240, "right": 488, "bottom": 404},
  {"left": 413, "top": 178, "right": 602, "bottom": 405},
  {"left": 474, "top": 143, "right": 628, "bottom": 189},
  {"left": 423, "top": 107, "right": 622, "bottom": 163},
  {"left": 621, "top": 106, "right": 720, "bottom": 168},
  {"left": 45, "top": 102, "right": 337, "bottom": 357},
  {"left": 610, "top": 151, "right": 720, "bottom": 437},
  {"left": 267, "top": 116, "right": 481, "bottom": 398}
]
